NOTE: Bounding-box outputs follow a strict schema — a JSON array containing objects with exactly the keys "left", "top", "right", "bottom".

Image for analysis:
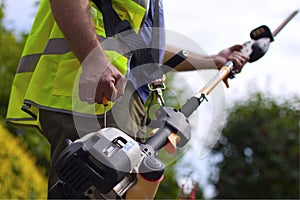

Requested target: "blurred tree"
[
  {"left": 0, "top": 1, "right": 50, "bottom": 170},
  {"left": 150, "top": 73, "right": 204, "bottom": 199},
  {"left": 0, "top": 2, "right": 26, "bottom": 117},
  {"left": 155, "top": 163, "right": 181, "bottom": 199},
  {"left": 0, "top": 1, "right": 207, "bottom": 198},
  {"left": 145, "top": 74, "right": 184, "bottom": 199},
  {"left": 210, "top": 93, "right": 299, "bottom": 199},
  {"left": 178, "top": 173, "right": 204, "bottom": 200},
  {"left": 0, "top": 123, "right": 47, "bottom": 199}
]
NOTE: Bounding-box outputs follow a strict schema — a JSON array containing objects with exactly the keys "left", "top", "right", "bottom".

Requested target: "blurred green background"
[{"left": 0, "top": 1, "right": 299, "bottom": 199}]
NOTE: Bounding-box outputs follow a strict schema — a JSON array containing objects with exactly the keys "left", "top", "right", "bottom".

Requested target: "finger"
[
  {"left": 78, "top": 84, "right": 86, "bottom": 102},
  {"left": 231, "top": 47, "right": 250, "bottom": 63},
  {"left": 115, "top": 75, "right": 125, "bottom": 98},
  {"left": 95, "top": 93, "right": 104, "bottom": 104},
  {"left": 86, "top": 97, "right": 95, "bottom": 105},
  {"left": 99, "top": 78, "right": 117, "bottom": 102},
  {"left": 110, "top": 82, "right": 120, "bottom": 102},
  {"left": 229, "top": 55, "right": 243, "bottom": 72},
  {"left": 84, "top": 85, "right": 97, "bottom": 104},
  {"left": 112, "top": 88, "right": 119, "bottom": 102},
  {"left": 79, "top": 83, "right": 95, "bottom": 104},
  {"left": 229, "top": 44, "right": 244, "bottom": 52},
  {"left": 236, "top": 52, "right": 250, "bottom": 66}
]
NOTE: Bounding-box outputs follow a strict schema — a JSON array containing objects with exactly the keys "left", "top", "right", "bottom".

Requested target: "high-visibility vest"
[{"left": 6, "top": 0, "right": 155, "bottom": 128}]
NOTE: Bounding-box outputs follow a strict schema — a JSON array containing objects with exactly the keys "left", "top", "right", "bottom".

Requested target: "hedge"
[{"left": 0, "top": 123, "right": 47, "bottom": 199}]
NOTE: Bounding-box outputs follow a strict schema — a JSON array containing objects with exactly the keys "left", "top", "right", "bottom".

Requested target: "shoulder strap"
[
  {"left": 92, "top": 0, "right": 163, "bottom": 81},
  {"left": 92, "top": 0, "right": 127, "bottom": 37}
]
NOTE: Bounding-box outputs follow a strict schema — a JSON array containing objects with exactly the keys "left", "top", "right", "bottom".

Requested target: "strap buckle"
[{"left": 148, "top": 79, "right": 166, "bottom": 107}]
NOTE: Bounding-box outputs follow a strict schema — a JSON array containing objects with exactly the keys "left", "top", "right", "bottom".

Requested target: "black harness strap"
[
  {"left": 92, "top": 0, "right": 163, "bottom": 81},
  {"left": 92, "top": 0, "right": 124, "bottom": 37}
]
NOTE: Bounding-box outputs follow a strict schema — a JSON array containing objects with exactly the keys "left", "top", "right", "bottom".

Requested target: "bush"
[{"left": 0, "top": 123, "right": 47, "bottom": 199}]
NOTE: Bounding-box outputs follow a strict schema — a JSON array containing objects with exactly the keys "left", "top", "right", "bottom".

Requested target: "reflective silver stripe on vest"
[
  {"left": 44, "top": 38, "right": 72, "bottom": 54},
  {"left": 17, "top": 54, "right": 41, "bottom": 73},
  {"left": 17, "top": 36, "right": 129, "bottom": 73}
]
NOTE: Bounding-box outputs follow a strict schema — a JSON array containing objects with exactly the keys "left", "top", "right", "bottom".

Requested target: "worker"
[{"left": 6, "top": 0, "right": 249, "bottom": 198}]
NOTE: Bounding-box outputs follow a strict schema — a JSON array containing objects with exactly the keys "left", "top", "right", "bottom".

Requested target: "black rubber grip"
[{"left": 179, "top": 97, "right": 201, "bottom": 118}]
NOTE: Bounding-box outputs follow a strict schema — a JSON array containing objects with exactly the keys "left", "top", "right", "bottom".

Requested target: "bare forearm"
[
  {"left": 163, "top": 45, "right": 222, "bottom": 72},
  {"left": 49, "top": 0, "right": 103, "bottom": 63},
  {"left": 164, "top": 44, "right": 249, "bottom": 73}
]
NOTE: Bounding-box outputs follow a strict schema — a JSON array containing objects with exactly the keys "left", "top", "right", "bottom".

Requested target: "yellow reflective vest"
[{"left": 6, "top": 0, "right": 150, "bottom": 128}]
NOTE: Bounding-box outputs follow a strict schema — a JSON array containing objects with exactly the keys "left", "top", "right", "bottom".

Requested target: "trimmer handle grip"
[
  {"left": 242, "top": 38, "right": 272, "bottom": 63},
  {"left": 240, "top": 25, "right": 274, "bottom": 63}
]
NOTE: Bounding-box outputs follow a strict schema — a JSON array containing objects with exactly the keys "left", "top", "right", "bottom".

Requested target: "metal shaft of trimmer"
[
  {"left": 272, "top": 9, "right": 298, "bottom": 37},
  {"left": 103, "top": 96, "right": 108, "bottom": 128}
]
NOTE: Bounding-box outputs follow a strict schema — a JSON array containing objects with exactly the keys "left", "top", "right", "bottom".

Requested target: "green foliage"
[
  {"left": 155, "top": 163, "right": 181, "bottom": 199},
  {"left": 0, "top": 1, "right": 50, "bottom": 171},
  {"left": 145, "top": 74, "right": 192, "bottom": 199},
  {"left": 0, "top": 3, "right": 27, "bottom": 117},
  {"left": 5, "top": 123, "right": 51, "bottom": 169},
  {"left": 0, "top": 123, "right": 48, "bottom": 199},
  {"left": 211, "top": 93, "right": 299, "bottom": 199}
]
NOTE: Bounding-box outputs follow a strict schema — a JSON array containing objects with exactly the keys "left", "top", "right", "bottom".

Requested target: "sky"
[
  {"left": 3, "top": 0, "right": 299, "bottom": 100},
  {"left": 4, "top": 0, "right": 300, "bottom": 95},
  {"left": 163, "top": 0, "right": 300, "bottom": 101},
  {"left": 3, "top": 0, "right": 300, "bottom": 198},
  {"left": 162, "top": 1, "right": 300, "bottom": 197}
]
